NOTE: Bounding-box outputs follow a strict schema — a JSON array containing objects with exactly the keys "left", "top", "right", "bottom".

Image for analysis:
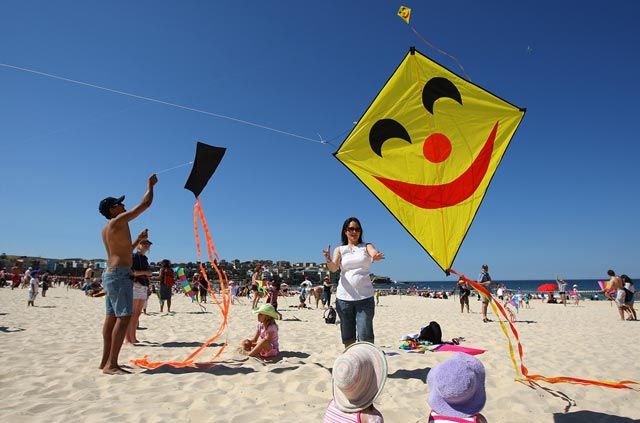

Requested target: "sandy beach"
[{"left": 1, "top": 286, "right": 639, "bottom": 422}]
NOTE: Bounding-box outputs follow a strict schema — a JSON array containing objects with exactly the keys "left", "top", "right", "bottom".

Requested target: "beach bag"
[
  {"left": 419, "top": 321, "right": 442, "bottom": 344},
  {"left": 624, "top": 288, "right": 634, "bottom": 303},
  {"left": 324, "top": 306, "right": 337, "bottom": 324}
]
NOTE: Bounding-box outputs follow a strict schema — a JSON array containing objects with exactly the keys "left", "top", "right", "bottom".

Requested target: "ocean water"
[{"left": 381, "top": 279, "right": 604, "bottom": 293}]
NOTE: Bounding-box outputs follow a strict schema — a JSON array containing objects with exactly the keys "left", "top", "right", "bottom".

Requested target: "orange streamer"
[
  {"left": 449, "top": 269, "right": 639, "bottom": 391},
  {"left": 131, "top": 198, "right": 231, "bottom": 369}
]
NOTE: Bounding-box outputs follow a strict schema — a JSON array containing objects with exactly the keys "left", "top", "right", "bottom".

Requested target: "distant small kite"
[{"left": 397, "top": 5, "right": 411, "bottom": 24}]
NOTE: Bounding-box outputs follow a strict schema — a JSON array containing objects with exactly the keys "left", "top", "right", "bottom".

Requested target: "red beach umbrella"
[{"left": 537, "top": 283, "right": 558, "bottom": 293}]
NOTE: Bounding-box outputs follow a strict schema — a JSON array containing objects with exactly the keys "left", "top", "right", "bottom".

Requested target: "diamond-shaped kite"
[{"left": 334, "top": 48, "right": 525, "bottom": 272}]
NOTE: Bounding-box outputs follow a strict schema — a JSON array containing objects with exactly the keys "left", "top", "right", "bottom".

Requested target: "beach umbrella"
[{"left": 536, "top": 283, "right": 557, "bottom": 292}]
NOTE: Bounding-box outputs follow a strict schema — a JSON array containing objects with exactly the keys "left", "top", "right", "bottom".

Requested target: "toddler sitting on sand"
[
  {"left": 426, "top": 352, "right": 487, "bottom": 422},
  {"left": 240, "top": 303, "right": 279, "bottom": 359},
  {"left": 324, "top": 342, "right": 387, "bottom": 422}
]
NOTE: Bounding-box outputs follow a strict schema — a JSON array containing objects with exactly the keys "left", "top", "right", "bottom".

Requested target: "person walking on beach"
[
  {"left": 11, "top": 263, "right": 21, "bottom": 290},
  {"left": 27, "top": 270, "right": 40, "bottom": 306},
  {"left": 127, "top": 239, "right": 153, "bottom": 345},
  {"left": 322, "top": 276, "right": 332, "bottom": 308},
  {"left": 556, "top": 276, "right": 567, "bottom": 307},
  {"left": 41, "top": 272, "right": 50, "bottom": 297},
  {"left": 478, "top": 264, "right": 492, "bottom": 323},
  {"left": 158, "top": 259, "right": 174, "bottom": 314},
  {"left": 266, "top": 276, "right": 283, "bottom": 320},
  {"left": 99, "top": 174, "right": 157, "bottom": 375},
  {"left": 199, "top": 272, "right": 208, "bottom": 304},
  {"left": 572, "top": 284, "right": 580, "bottom": 306},
  {"left": 621, "top": 275, "right": 636, "bottom": 321},
  {"left": 457, "top": 278, "right": 471, "bottom": 313},
  {"left": 324, "top": 217, "right": 384, "bottom": 348},
  {"left": 604, "top": 270, "right": 625, "bottom": 321},
  {"left": 22, "top": 267, "right": 32, "bottom": 289},
  {"left": 250, "top": 263, "right": 263, "bottom": 309}
]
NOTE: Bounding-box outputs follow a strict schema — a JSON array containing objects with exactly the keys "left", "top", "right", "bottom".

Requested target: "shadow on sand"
[
  {"left": 269, "top": 365, "right": 300, "bottom": 374},
  {"left": 279, "top": 351, "right": 310, "bottom": 359},
  {"left": 0, "top": 326, "right": 26, "bottom": 333},
  {"left": 143, "top": 363, "right": 257, "bottom": 375},
  {"left": 520, "top": 380, "right": 576, "bottom": 413},
  {"left": 553, "top": 411, "right": 638, "bottom": 423},
  {"left": 388, "top": 367, "right": 431, "bottom": 383}
]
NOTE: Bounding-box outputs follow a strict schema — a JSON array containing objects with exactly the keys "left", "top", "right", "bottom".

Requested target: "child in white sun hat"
[{"left": 324, "top": 342, "right": 387, "bottom": 422}]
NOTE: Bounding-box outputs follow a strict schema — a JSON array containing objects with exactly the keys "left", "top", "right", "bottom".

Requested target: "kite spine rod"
[{"left": 0, "top": 62, "right": 325, "bottom": 145}]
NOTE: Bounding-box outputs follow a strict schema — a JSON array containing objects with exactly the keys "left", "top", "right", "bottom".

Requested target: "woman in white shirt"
[{"left": 324, "top": 217, "right": 384, "bottom": 348}]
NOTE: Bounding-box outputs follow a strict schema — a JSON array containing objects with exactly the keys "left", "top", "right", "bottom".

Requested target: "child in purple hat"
[{"left": 426, "top": 353, "right": 487, "bottom": 423}]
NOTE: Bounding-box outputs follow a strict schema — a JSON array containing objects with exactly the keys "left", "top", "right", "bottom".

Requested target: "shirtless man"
[
  {"left": 604, "top": 270, "right": 625, "bottom": 321},
  {"left": 99, "top": 174, "right": 157, "bottom": 375}
]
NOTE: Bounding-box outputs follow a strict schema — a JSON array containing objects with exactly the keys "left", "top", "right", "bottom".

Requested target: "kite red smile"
[{"left": 375, "top": 122, "right": 498, "bottom": 209}]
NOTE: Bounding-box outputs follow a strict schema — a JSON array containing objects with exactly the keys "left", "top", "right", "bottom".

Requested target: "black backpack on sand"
[
  {"left": 324, "top": 306, "right": 337, "bottom": 324},
  {"left": 419, "top": 321, "right": 442, "bottom": 344}
]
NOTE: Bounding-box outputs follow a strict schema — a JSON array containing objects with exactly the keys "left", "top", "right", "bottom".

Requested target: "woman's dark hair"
[
  {"left": 621, "top": 274, "right": 632, "bottom": 284},
  {"left": 161, "top": 259, "right": 171, "bottom": 268},
  {"left": 341, "top": 217, "right": 363, "bottom": 245}
]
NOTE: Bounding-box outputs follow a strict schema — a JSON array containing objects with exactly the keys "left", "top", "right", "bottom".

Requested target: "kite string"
[
  {"left": 409, "top": 27, "right": 471, "bottom": 81},
  {"left": 0, "top": 62, "right": 325, "bottom": 145},
  {"left": 155, "top": 161, "right": 194, "bottom": 175}
]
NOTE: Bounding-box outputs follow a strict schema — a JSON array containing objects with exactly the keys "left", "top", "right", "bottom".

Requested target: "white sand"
[{"left": 1, "top": 287, "right": 639, "bottom": 422}]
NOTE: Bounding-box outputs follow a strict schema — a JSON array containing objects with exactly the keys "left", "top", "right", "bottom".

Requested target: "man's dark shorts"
[{"left": 103, "top": 267, "right": 133, "bottom": 317}]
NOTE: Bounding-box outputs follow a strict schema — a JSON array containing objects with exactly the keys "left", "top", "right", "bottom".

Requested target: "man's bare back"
[{"left": 609, "top": 275, "right": 623, "bottom": 291}]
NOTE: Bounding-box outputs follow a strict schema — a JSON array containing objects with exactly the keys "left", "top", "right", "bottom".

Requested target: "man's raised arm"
[{"left": 114, "top": 174, "right": 158, "bottom": 224}]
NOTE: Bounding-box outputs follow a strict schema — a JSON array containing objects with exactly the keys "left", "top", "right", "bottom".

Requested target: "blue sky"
[{"left": 1, "top": 1, "right": 638, "bottom": 281}]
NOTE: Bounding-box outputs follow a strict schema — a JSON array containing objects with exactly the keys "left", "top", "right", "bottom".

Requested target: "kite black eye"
[
  {"left": 369, "top": 119, "right": 412, "bottom": 157},
  {"left": 422, "top": 77, "right": 462, "bottom": 114}
]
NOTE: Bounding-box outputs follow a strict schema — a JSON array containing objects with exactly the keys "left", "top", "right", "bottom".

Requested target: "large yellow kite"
[{"left": 334, "top": 48, "right": 525, "bottom": 272}]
